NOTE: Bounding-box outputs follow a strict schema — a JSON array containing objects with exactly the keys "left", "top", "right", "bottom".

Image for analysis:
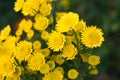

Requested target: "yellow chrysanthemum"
[
  {"left": 18, "top": 19, "right": 33, "bottom": 33},
  {"left": 62, "top": 43, "right": 77, "bottom": 60},
  {"left": 55, "top": 55, "right": 65, "bottom": 65},
  {"left": 14, "top": 0, "right": 24, "bottom": 12},
  {"left": 27, "top": 30, "right": 34, "bottom": 39},
  {"left": 68, "top": 69, "right": 79, "bottom": 79},
  {"left": 14, "top": 40, "right": 32, "bottom": 62},
  {"left": 88, "top": 55, "right": 100, "bottom": 66},
  {"left": 34, "top": 14, "right": 49, "bottom": 31},
  {"left": 15, "top": 29, "right": 23, "bottom": 36},
  {"left": 56, "top": 12, "right": 79, "bottom": 32},
  {"left": 43, "top": 71, "right": 63, "bottom": 80},
  {"left": 39, "top": 2, "right": 52, "bottom": 16},
  {"left": 21, "top": 0, "right": 41, "bottom": 16},
  {"left": 13, "top": 66, "right": 22, "bottom": 77},
  {"left": 56, "top": 12, "right": 67, "bottom": 21},
  {"left": 39, "top": 63, "right": 50, "bottom": 74},
  {"left": 54, "top": 67, "right": 64, "bottom": 75},
  {"left": 41, "top": 30, "right": 49, "bottom": 41},
  {"left": 47, "top": 31, "right": 65, "bottom": 51},
  {"left": 33, "top": 40, "right": 41, "bottom": 50},
  {"left": 0, "top": 40, "right": 15, "bottom": 57},
  {"left": 6, "top": 74, "right": 20, "bottom": 80},
  {"left": 73, "top": 20, "right": 86, "bottom": 32},
  {"left": 41, "top": 48, "right": 50, "bottom": 57},
  {"left": 89, "top": 69, "right": 99, "bottom": 75},
  {"left": 81, "top": 26, "right": 104, "bottom": 48},
  {"left": 47, "top": 61, "right": 55, "bottom": 70},
  {"left": 0, "top": 56, "right": 15, "bottom": 76},
  {"left": 27, "top": 52, "right": 45, "bottom": 71},
  {"left": 6, "top": 36, "right": 18, "bottom": 43},
  {"left": 6, "top": 66, "right": 22, "bottom": 80},
  {"left": 0, "top": 25, "right": 11, "bottom": 41}
]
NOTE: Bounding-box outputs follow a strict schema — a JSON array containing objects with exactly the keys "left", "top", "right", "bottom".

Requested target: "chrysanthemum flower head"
[
  {"left": 47, "top": 31, "right": 65, "bottom": 51},
  {"left": 68, "top": 69, "right": 79, "bottom": 79},
  {"left": 34, "top": 14, "right": 49, "bottom": 31},
  {"left": 14, "top": 40, "right": 32, "bottom": 62},
  {"left": 56, "top": 12, "right": 79, "bottom": 32},
  {"left": 89, "top": 68, "right": 99, "bottom": 75},
  {"left": 0, "top": 25, "right": 11, "bottom": 41},
  {"left": 54, "top": 67, "right": 64, "bottom": 75},
  {"left": 73, "top": 19, "right": 86, "bottom": 32},
  {"left": 55, "top": 54, "right": 65, "bottom": 65},
  {"left": 27, "top": 52, "right": 45, "bottom": 71},
  {"left": 18, "top": 19, "right": 33, "bottom": 33},
  {"left": 43, "top": 71, "right": 63, "bottom": 80},
  {"left": 41, "top": 30, "right": 49, "bottom": 41},
  {"left": 14, "top": 0, "right": 24, "bottom": 12},
  {"left": 41, "top": 48, "right": 50, "bottom": 57},
  {"left": 39, "top": 2, "right": 52, "bottom": 16},
  {"left": 0, "top": 40, "right": 15, "bottom": 57},
  {"left": 47, "top": 60, "right": 55, "bottom": 70},
  {"left": 27, "top": 30, "right": 34, "bottom": 39},
  {"left": 39, "top": 63, "right": 50, "bottom": 74},
  {"left": 33, "top": 40, "right": 42, "bottom": 50},
  {"left": 81, "top": 26, "right": 104, "bottom": 48},
  {"left": 56, "top": 12, "right": 67, "bottom": 21},
  {"left": 62, "top": 43, "right": 77, "bottom": 60},
  {"left": 0, "top": 56, "right": 15, "bottom": 76},
  {"left": 88, "top": 55, "right": 100, "bottom": 66}
]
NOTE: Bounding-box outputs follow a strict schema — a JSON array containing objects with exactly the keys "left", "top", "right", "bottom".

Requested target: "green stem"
[
  {"left": 72, "top": 30, "right": 81, "bottom": 54},
  {"left": 52, "top": 1, "right": 56, "bottom": 30}
]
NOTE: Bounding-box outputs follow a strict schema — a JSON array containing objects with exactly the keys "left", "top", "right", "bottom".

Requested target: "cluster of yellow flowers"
[{"left": 0, "top": 0, "right": 104, "bottom": 80}]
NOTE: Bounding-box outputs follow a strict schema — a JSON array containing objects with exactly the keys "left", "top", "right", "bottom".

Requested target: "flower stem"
[
  {"left": 72, "top": 30, "right": 81, "bottom": 54},
  {"left": 52, "top": 1, "right": 56, "bottom": 30}
]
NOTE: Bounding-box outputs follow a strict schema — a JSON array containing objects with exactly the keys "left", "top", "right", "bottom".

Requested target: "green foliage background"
[{"left": 0, "top": 0, "right": 120, "bottom": 80}]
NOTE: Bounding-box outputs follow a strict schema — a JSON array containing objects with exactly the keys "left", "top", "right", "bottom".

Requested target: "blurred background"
[{"left": 0, "top": 0, "right": 120, "bottom": 80}]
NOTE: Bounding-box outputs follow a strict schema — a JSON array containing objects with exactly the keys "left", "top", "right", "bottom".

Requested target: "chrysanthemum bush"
[{"left": 0, "top": 0, "right": 104, "bottom": 80}]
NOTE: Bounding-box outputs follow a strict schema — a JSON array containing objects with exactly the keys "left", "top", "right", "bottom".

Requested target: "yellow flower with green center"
[
  {"left": 41, "top": 30, "right": 49, "bottom": 41},
  {"left": 0, "top": 56, "right": 15, "bottom": 76},
  {"left": 62, "top": 43, "right": 77, "bottom": 60},
  {"left": 34, "top": 14, "right": 49, "bottom": 31},
  {"left": 0, "top": 40, "right": 15, "bottom": 57},
  {"left": 47, "top": 60, "right": 55, "bottom": 70},
  {"left": 89, "top": 68, "right": 99, "bottom": 75},
  {"left": 73, "top": 20, "right": 86, "bottom": 32},
  {"left": 43, "top": 71, "right": 63, "bottom": 80},
  {"left": 88, "top": 55, "right": 100, "bottom": 66},
  {"left": 55, "top": 54, "right": 65, "bottom": 65},
  {"left": 56, "top": 12, "right": 67, "bottom": 21},
  {"left": 47, "top": 31, "right": 65, "bottom": 51},
  {"left": 14, "top": 40, "right": 32, "bottom": 62},
  {"left": 41, "top": 48, "right": 50, "bottom": 57},
  {"left": 39, "top": 63, "right": 50, "bottom": 74},
  {"left": 39, "top": 2, "right": 52, "bottom": 16},
  {"left": 68, "top": 69, "right": 79, "bottom": 79},
  {"left": 33, "top": 40, "right": 41, "bottom": 50},
  {"left": 81, "top": 26, "right": 104, "bottom": 48},
  {"left": 56, "top": 12, "right": 79, "bottom": 32},
  {"left": 54, "top": 67, "right": 64, "bottom": 75},
  {"left": 27, "top": 52, "right": 45, "bottom": 71}
]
